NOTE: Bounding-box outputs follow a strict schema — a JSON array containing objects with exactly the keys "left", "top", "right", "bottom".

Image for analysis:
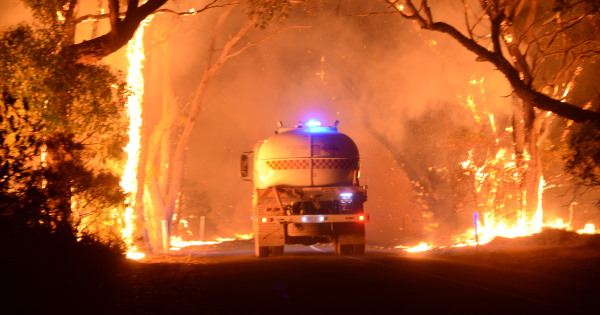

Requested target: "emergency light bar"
[{"left": 305, "top": 120, "right": 322, "bottom": 127}]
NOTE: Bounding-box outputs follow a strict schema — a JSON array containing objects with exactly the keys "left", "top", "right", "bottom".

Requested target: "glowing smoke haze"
[{"left": 143, "top": 1, "right": 516, "bottom": 244}]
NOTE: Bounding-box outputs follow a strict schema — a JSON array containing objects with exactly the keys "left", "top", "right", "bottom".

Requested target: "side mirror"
[{"left": 240, "top": 152, "right": 253, "bottom": 181}]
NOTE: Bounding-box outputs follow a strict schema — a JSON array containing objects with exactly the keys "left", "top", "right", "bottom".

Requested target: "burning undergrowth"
[
  {"left": 483, "top": 228, "right": 600, "bottom": 249},
  {"left": 408, "top": 228, "right": 600, "bottom": 279}
]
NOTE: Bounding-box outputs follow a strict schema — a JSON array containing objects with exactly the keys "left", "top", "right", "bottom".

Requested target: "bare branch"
[
  {"left": 223, "top": 25, "right": 312, "bottom": 62},
  {"left": 127, "top": 0, "right": 139, "bottom": 16},
  {"left": 545, "top": 8, "right": 597, "bottom": 49},
  {"left": 108, "top": 0, "right": 120, "bottom": 32},
  {"left": 74, "top": 1, "right": 228, "bottom": 25},
  {"left": 421, "top": 0, "right": 433, "bottom": 26},
  {"left": 383, "top": 0, "right": 600, "bottom": 124},
  {"left": 461, "top": 0, "right": 474, "bottom": 40}
]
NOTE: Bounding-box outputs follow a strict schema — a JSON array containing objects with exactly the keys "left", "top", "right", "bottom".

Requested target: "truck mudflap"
[{"left": 254, "top": 213, "right": 369, "bottom": 224}]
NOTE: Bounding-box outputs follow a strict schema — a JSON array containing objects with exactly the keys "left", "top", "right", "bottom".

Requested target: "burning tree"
[
  {"left": 0, "top": 0, "right": 177, "bottom": 249},
  {"left": 0, "top": 25, "right": 128, "bottom": 240},
  {"left": 378, "top": 0, "right": 600, "bottom": 243}
]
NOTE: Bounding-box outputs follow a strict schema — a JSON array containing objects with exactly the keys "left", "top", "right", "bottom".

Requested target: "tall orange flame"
[{"left": 121, "top": 17, "right": 153, "bottom": 260}]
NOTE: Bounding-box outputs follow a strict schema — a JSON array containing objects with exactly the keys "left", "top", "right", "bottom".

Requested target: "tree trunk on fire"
[{"left": 512, "top": 97, "right": 542, "bottom": 223}]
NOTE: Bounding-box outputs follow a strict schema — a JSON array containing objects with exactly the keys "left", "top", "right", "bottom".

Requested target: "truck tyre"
[
  {"left": 257, "top": 246, "right": 270, "bottom": 258},
  {"left": 338, "top": 244, "right": 353, "bottom": 255},
  {"left": 335, "top": 233, "right": 365, "bottom": 255},
  {"left": 353, "top": 243, "right": 365, "bottom": 255},
  {"left": 337, "top": 244, "right": 365, "bottom": 255},
  {"left": 271, "top": 246, "right": 284, "bottom": 256},
  {"left": 335, "top": 241, "right": 354, "bottom": 255}
]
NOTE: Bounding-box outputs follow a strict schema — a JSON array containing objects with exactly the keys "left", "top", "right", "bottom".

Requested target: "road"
[{"left": 113, "top": 241, "right": 599, "bottom": 314}]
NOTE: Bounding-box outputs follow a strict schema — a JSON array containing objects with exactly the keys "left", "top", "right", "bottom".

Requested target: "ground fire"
[{"left": 399, "top": 74, "right": 600, "bottom": 253}]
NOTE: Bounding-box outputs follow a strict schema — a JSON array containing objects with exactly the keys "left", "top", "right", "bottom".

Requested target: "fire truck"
[{"left": 240, "top": 120, "right": 368, "bottom": 257}]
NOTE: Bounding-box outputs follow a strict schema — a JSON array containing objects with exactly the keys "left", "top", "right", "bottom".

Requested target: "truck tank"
[
  {"left": 254, "top": 121, "right": 359, "bottom": 188},
  {"left": 241, "top": 120, "right": 368, "bottom": 257}
]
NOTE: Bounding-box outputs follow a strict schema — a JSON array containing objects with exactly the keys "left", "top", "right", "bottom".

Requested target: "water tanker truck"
[{"left": 240, "top": 120, "right": 368, "bottom": 257}]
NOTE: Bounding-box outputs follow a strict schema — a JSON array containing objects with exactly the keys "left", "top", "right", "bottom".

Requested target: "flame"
[
  {"left": 577, "top": 223, "right": 599, "bottom": 235},
  {"left": 399, "top": 74, "right": 598, "bottom": 254},
  {"left": 235, "top": 233, "right": 254, "bottom": 240},
  {"left": 169, "top": 233, "right": 254, "bottom": 251},
  {"left": 120, "top": 17, "right": 153, "bottom": 260},
  {"left": 397, "top": 242, "right": 433, "bottom": 253}
]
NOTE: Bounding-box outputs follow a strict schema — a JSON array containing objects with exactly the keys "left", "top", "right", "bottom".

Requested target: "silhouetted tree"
[
  {"left": 0, "top": 24, "right": 127, "bottom": 237},
  {"left": 0, "top": 23, "right": 128, "bottom": 313}
]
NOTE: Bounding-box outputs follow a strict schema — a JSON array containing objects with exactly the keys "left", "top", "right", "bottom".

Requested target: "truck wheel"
[
  {"left": 271, "top": 246, "right": 284, "bottom": 256},
  {"left": 257, "top": 246, "right": 270, "bottom": 257},
  {"left": 335, "top": 233, "right": 365, "bottom": 255},
  {"left": 335, "top": 243, "right": 354, "bottom": 255},
  {"left": 353, "top": 244, "right": 365, "bottom": 255},
  {"left": 339, "top": 244, "right": 365, "bottom": 255}
]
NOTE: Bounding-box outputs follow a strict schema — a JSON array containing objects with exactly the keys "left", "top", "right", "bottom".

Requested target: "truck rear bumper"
[{"left": 255, "top": 213, "right": 369, "bottom": 224}]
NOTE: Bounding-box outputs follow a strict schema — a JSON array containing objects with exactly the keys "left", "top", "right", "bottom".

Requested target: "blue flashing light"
[
  {"left": 340, "top": 192, "right": 354, "bottom": 205},
  {"left": 300, "top": 120, "right": 337, "bottom": 133},
  {"left": 340, "top": 192, "right": 353, "bottom": 199},
  {"left": 305, "top": 120, "right": 322, "bottom": 127},
  {"left": 340, "top": 192, "right": 354, "bottom": 210},
  {"left": 305, "top": 120, "right": 332, "bottom": 133}
]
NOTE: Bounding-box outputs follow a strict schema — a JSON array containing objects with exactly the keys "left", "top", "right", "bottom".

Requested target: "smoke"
[
  {"left": 0, "top": 0, "right": 32, "bottom": 29},
  {"left": 144, "top": 0, "right": 515, "bottom": 244}
]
